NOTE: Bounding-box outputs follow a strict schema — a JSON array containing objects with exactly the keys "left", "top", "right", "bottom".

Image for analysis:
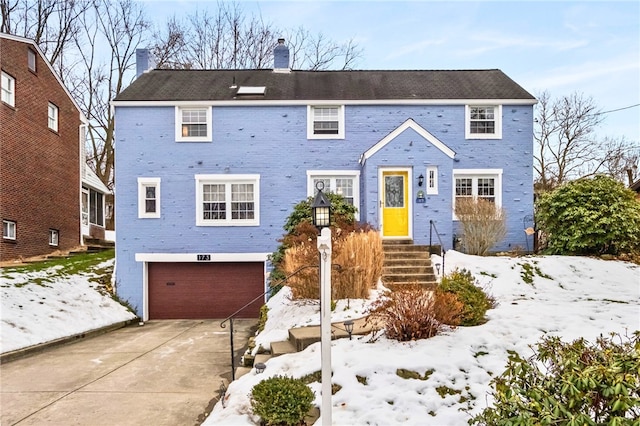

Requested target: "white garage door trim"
[{"left": 136, "top": 252, "right": 269, "bottom": 321}]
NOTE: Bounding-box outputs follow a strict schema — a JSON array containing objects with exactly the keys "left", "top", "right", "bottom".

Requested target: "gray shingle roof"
[{"left": 114, "top": 69, "right": 535, "bottom": 102}]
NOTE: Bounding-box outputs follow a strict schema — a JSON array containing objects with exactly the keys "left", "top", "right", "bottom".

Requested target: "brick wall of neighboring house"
[{"left": 0, "top": 36, "right": 81, "bottom": 261}]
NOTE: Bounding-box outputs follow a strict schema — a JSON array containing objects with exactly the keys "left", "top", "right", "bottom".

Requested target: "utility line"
[{"left": 593, "top": 103, "right": 640, "bottom": 116}]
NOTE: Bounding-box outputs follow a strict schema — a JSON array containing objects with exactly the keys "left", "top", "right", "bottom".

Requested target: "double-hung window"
[
  {"left": 1, "top": 72, "right": 15, "bottom": 107},
  {"left": 307, "top": 105, "right": 345, "bottom": 139},
  {"left": 3, "top": 220, "right": 16, "bottom": 240},
  {"left": 138, "top": 178, "right": 161, "bottom": 218},
  {"left": 176, "top": 106, "right": 212, "bottom": 142},
  {"left": 465, "top": 105, "right": 502, "bottom": 139},
  {"left": 195, "top": 174, "right": 260, "bottom": 226},
  {"left": 307, "top": 171, "right": 360, "bottom": 219},
  {"left": 453, "top": 169, "right": 503, "bottom": 218},
  {"left": 48, "top": 103, "right": 58, "bottom": 131}
]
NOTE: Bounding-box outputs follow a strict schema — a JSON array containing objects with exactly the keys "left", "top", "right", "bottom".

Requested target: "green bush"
[
  {"left": 439, "top": 269, "right": 495, "bottom": 326},
  {"left": 471, "top": 332, "right": 640, "bottom": 425},
  {"left": 268, "top": 192, "right": 358, "bottom": 285},
  {"left": 536, "top": 175, "right": 640, "bottom": 255},
  {"left": 250, "top": 375, "right": 315, "bottom": 426}
]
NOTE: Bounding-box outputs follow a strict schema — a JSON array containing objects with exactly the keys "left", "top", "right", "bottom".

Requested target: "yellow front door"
[{"left": 382, "top": 170, "right": 409, "bottom": 237}]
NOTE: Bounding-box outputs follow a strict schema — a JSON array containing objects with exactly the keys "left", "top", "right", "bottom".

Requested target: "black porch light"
[
  {"left": 311, "top": 181, "right": 332, "bottom": 229},
  {"left": 343, "top": 320, "right": 355, "bottom": 340},
  {"left": 418, "top": 174, "right": 424, "bottom": 187}
]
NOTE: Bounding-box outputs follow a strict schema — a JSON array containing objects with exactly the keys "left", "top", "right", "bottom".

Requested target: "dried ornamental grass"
[{"left": 455, "top": 198, "right": 507, "bottom": 256}]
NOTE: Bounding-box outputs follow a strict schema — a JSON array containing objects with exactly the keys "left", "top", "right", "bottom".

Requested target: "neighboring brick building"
[{"left": 1, "top": 33, "right": 107, "bottom": 261}]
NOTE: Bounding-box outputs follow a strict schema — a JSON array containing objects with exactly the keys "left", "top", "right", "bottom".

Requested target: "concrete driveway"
[{"left": 0, "top": 319, "right": 257, "bottom": 426}]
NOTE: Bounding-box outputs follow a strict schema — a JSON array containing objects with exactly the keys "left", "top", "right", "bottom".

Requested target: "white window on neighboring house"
[
  {"left": 465, "top": 105, "right": 502, "bottom": 139},
  {"left": 48, "top": 102, "right": 58, "bottom": 131},
  {"left": 176, "top": 106, "right": 211, "bottom": 142},
  {"left": 49, "top": 229, "right": 59, "bottom": 246},
  {"left": 195, "top": 174, "right": 260, "bottom": 226},
  {"left": 426, "top": 166, "right": 438, "bottom": 195},
  {"left": 1, "top": 71, "right": 15, "bottom": 107},
  {"left": 453, "top": 169, "right": 503, "bottom": 218},
  {"left": 3, "top": 220, "right": 16, "bottom": 240},
  {"left": 28, "top": 49, "right": 37, "bottom": 72},
  {"left": 307, "top": 171, "right": 360, "bottom": 220},
  {"left": 307, "top": 105, "right": 345, "bottom": 139},
  {"left": 138, "top": 178, "right": 161, "bottom": 218},
  {"left": 82, "top": 189, "right": 89, "bottom": 226},
  {"left": 90, "top": 189, "right": 104, "bottom": 227}
]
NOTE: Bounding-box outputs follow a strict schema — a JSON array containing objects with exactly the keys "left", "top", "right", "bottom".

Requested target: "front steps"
[{"left": 382, "top": 240, "right": 438, "bottom": 290}]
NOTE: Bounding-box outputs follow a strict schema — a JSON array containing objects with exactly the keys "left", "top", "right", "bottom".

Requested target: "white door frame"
[{"left": 378, "top": 166, "right": 413, "bottom": 240}]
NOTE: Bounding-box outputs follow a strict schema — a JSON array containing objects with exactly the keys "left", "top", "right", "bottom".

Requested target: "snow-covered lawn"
[
  {"left": 1, "top": 251, "right": 638, "bottom": 424},
  {"left": 1, "top": 255, "right": 136, "bottom": 353},
  {"left": 203, "top": 251, "right": 640, "bottom": 425}
]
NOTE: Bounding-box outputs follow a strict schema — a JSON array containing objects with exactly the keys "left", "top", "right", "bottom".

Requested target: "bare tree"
[
  {"left": 534, "top": 91, "right": 605, "bottom": 191},
  {"left": 72, "top": 0, "right": 149, "bottom": 192},
  {"left": 1, "top": 0, "right": 89, "bottom": 78},
  {"left": 600, "top": 136, "right": 640, "bottom": 185},
  {"left": 151, "top": 4, "right": 362, "bottom": 71}
]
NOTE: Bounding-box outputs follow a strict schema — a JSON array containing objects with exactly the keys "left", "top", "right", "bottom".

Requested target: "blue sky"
[{"left": 145, "top": 1, "right": 640, "bottom": 142}]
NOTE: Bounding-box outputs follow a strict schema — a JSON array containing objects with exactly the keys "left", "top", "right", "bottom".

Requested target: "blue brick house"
[{"left": 112, "top": 40, "right": 536, "bottom": 320}]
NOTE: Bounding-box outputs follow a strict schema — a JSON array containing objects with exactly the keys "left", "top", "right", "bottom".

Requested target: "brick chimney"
[
  {"left": 136, "top": 49, "right": 156, "bottom": 78},
  {"left": 273, "top": 38, "right": 290, "bottom": 72}
]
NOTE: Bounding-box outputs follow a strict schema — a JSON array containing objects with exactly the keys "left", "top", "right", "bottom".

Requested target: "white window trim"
[
  {"left": 138, "top": 177, "right": 161, "bottom": 218},
  {"left": 306, "top": 170, "right": 360, "bottom": 220},
  {"left": 307, "top": 105, "right": 345, "bottom": 140},
  {"left": 426, "top": 166, "right": 438, "bottom": 195},
  {"left": 465, "top": 104, "right": 502, "bottom": 139},
  {"left": 195, "top": 174, "right": 260, "bottom": 226},
  {"left": 3, "top": 220, "right": 16, "bottom": 240},
  {"left": 49, "top": 229, "right": 59, "bottom": 246},
  {"left": 452, "top": 169, "right": 503, "bottom": 220},
  {"left": 28, "top": 49, "right": 37, "bottom": 72},
  {"left": 1, "top": 71, "right": 15, "bottom": 107},
  {"left": 48, "top": 102, "right": 58, "bottom": 131},
  {"left": 175, "top": 106, "right": 212, "bottom": 142}
]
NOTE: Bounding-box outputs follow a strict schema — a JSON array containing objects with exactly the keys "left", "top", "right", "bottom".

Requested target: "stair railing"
[
  {"left": 429, "top": 220, "right": 446, "bottom": 274},
  {"left": 220, "top": 263, "right": 340, "bottom": 381}
]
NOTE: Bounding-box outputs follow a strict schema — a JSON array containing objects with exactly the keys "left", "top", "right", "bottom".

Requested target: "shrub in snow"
[
  {"left": 536, "top": 175, "right": 640, "bottom": 255},
  {"left": 366, "top": 284, "right": 462, "bottom": 341},
  {"left": 454, "top": 197, "right": 507, "bottom": 256},
  {"left": 439, "top": 269, "right": 495, "bottom": 326},
  {"left": 471, "top": 332, "right": 640, "bottom": 425},
  {"left": 250, "top": 375, "right": 314, "bottom": 426}
]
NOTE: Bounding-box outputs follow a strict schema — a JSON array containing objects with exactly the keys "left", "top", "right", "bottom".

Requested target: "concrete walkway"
[{"left": 0, "top": 319, "right": 257, "bottom": 426}]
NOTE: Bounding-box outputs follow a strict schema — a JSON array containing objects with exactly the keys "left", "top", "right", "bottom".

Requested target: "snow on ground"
[
  {"left": 204, "top": 251, "right": 640, "bottom": 426},
  {"left": 0, "top": 258, "right": 136, "bottom": 353},
  {"left": 1, "top": 251, "right": 638, "bottom": 424}
]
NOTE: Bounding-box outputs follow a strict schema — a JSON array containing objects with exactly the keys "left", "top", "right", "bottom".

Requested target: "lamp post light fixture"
[
  {"left": 418, "top": 174, "right": 424, "bottom": 187},
  {"left": 343, "top": 320, "right": 354, "bottom": 340},
  {"left": 254, "top": 362, "right": 266, "bottom": 374},
  {"left": 311, "top": 181, "right": 332, "bottom": 426}
]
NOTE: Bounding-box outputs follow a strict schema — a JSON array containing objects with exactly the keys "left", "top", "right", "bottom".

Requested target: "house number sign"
[{"left": 197, "top": 254, "right": 211, "bottom": 261}]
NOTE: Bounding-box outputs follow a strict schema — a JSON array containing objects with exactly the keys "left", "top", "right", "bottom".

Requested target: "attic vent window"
[{"left": 236, "top": 86, "right": 266, "bottom": 95}]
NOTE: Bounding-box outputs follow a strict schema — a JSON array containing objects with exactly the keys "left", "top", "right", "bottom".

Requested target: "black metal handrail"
[
  {"left": 220, "top": 263, "right": 341, "bottom": 381},
  {"left": 429, "top": 219, "right": 446, "bottom": 274}
]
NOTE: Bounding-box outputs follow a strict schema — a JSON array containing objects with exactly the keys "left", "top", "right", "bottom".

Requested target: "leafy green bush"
[
  {"left": 439, "top": 269, "right": 495, "bottom": 326},
  {"left": 268, "top": 193, "right": 358, "bottom": 285},
  {"left": 250, "top": 375, "right": 315, "bottom": 426},
  {"left": 366, "top": 284, "right": 462, "bottom": 341},
  {"left": 536, "top": 175, "right": 640, "bottom": 255},
  {"left": 471, "top": 332, "right": 640, "bottom": 425}
]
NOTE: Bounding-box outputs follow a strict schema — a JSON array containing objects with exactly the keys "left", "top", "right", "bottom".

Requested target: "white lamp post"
[{"left": 311, "top": 183, "right": 332, "bottom": 426}]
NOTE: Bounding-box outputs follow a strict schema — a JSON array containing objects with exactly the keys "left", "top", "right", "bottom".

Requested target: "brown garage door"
[{"left": 148, "top": 262, "right": 264, "bottom": 319}]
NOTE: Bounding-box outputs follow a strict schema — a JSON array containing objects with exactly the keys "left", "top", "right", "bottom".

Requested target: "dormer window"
[
  {"left": 465, "top": 105, "right": 502, "bottom": 139},
  {"left": 307, "top": 105, "right": 345, "bottom": 139}
]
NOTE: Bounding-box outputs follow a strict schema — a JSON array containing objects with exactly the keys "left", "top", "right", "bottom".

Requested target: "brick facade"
[{"left": 1, "top": 35, "right": 81, "bottom": 260}]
